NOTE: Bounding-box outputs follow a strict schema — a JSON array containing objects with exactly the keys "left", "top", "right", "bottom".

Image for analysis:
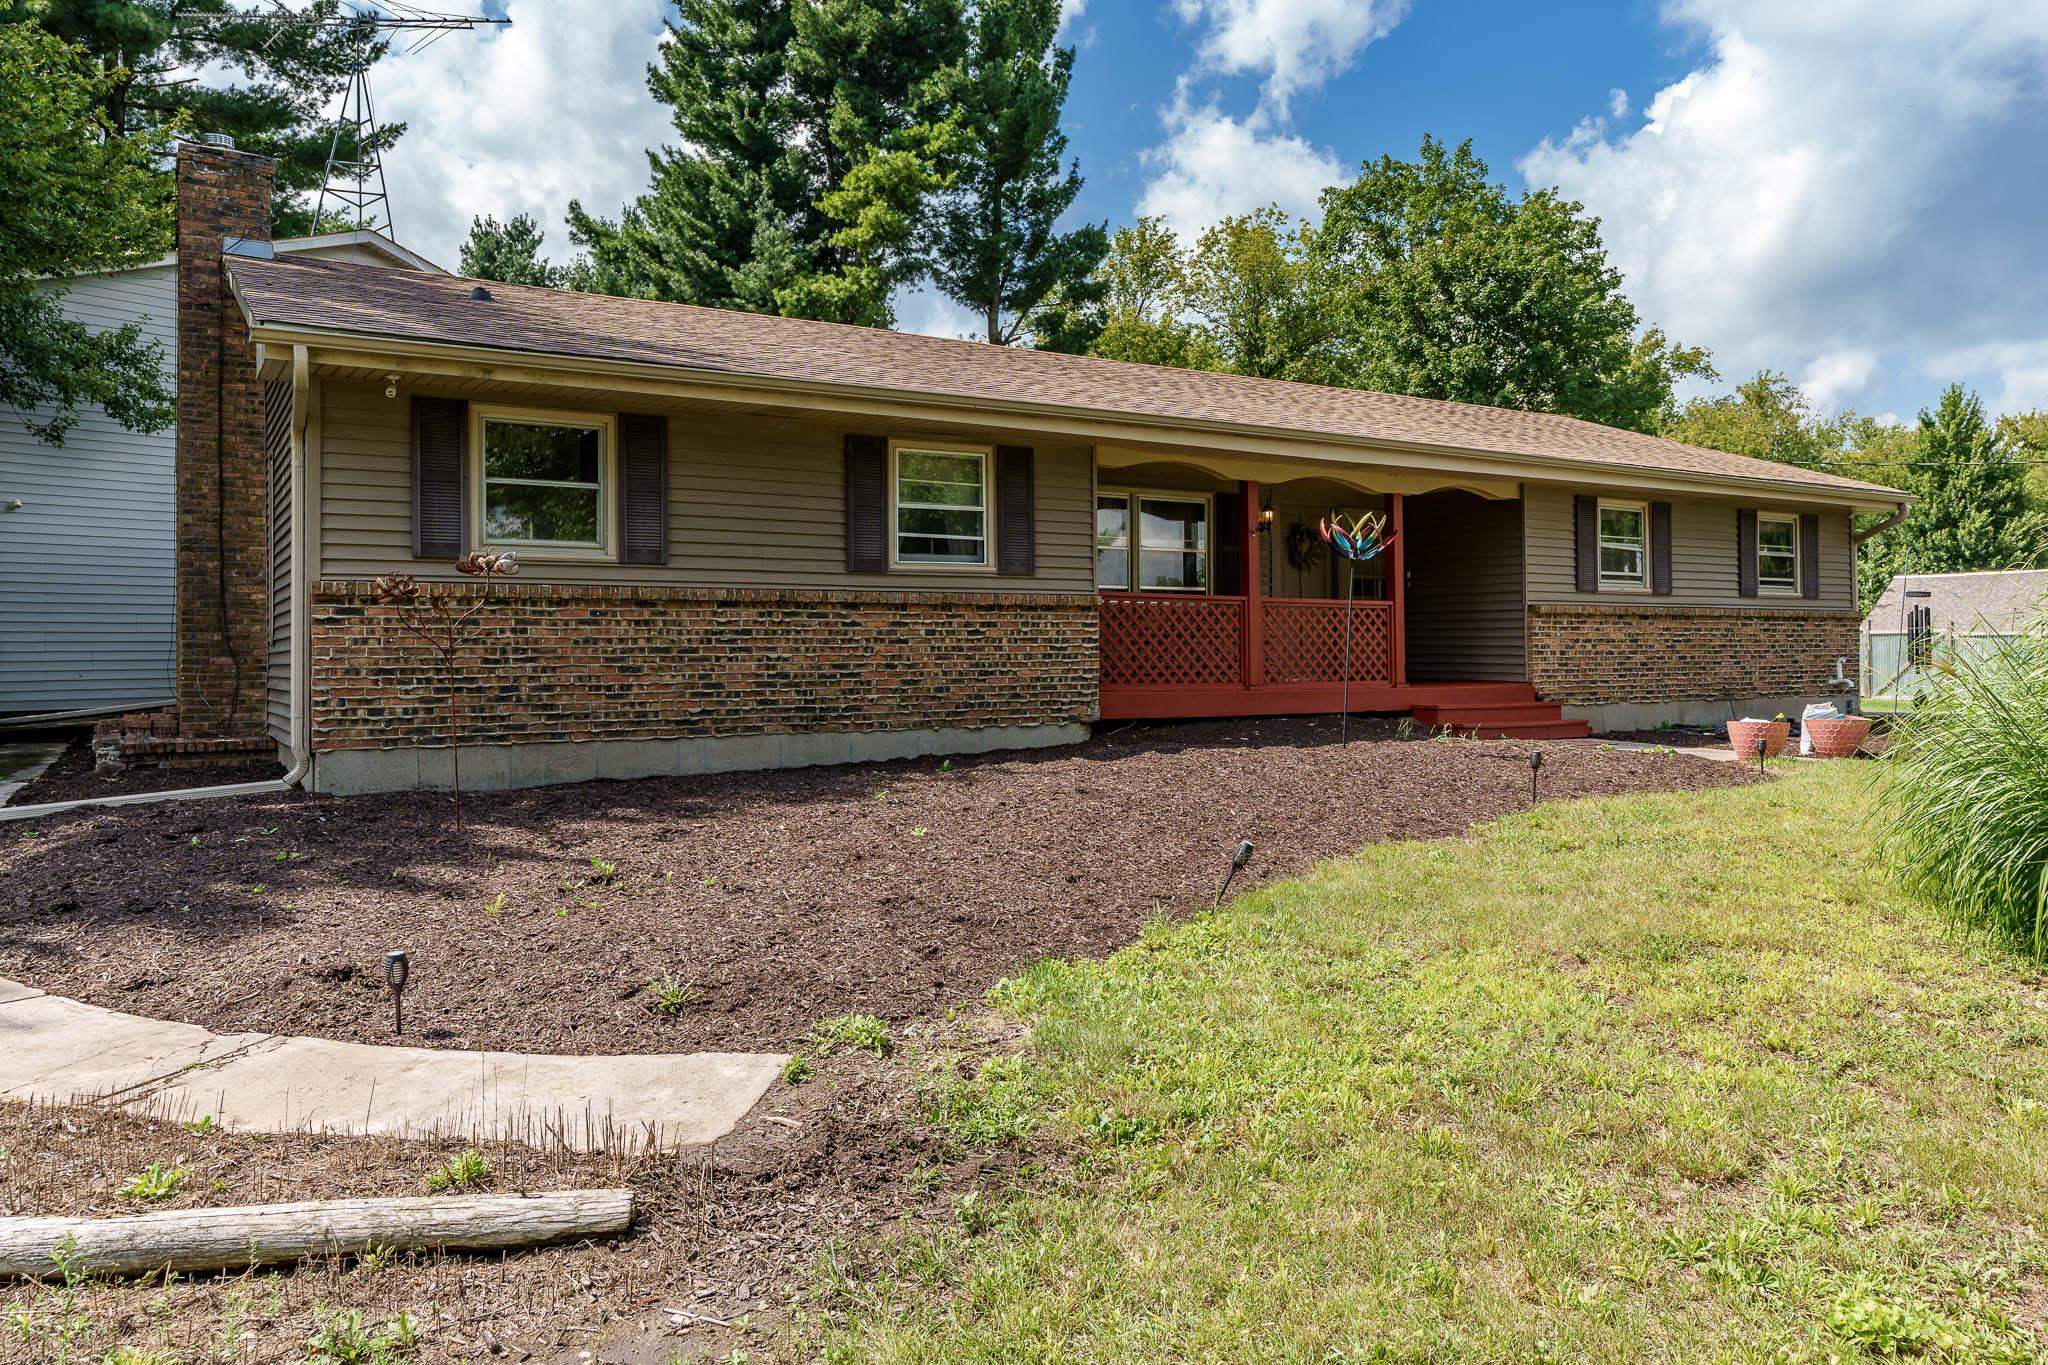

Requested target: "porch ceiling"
[{"left": 1094, "top": 443, "right": 1520, "bottom": 500}]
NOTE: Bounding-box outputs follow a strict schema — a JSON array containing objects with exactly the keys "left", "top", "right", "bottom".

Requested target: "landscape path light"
[
  {"left": 1216, "top": 840, "right": 1256, "bottom": 909},
  {"left": 1528, "top": 749, "right": 1543, "bottom": 807},
  {"left": 385, "top": 949, "right": 410, "bottom": 1036}
]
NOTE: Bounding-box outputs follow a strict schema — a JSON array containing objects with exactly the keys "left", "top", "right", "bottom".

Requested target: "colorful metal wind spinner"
[{"left": 1316, "top": 510, "right": 1398, "bottom": 742}]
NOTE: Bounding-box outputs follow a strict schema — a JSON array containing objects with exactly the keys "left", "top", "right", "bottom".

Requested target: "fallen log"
[{"left": 0, "top": 1188, "right": 634, "bottom": 1279}]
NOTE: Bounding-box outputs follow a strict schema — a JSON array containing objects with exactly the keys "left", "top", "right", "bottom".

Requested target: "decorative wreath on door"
[{"left": 1284, "top": 521, "right": 1327, "bottom": 572}]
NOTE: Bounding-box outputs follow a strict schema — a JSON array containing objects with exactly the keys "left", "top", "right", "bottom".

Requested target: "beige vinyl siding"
[
  {"left": 1524, "top": 483, "right": 1856, "bottom": 610},
  {"left": 317, "top": 381, "right": 1095, "bottom": 591},
  {"left": 1404, "top": 491, "right": 1526, "bottom": 681}
]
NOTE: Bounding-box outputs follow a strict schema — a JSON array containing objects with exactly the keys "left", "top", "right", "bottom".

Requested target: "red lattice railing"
[
  {"left": 1259, "top": 598, "right": 1393, "bottom": 685},
  {"left": 1099, "top": 593, "right": 1245, "bottom": 687}
]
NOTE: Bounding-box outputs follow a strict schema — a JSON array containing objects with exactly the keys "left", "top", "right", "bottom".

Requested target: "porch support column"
[
  {"left": 1241, "top": 480, "right": 1263, "bottom": 690},
  {"left": 1389, "top": 492, "right": 1407, "bottom": 687}
]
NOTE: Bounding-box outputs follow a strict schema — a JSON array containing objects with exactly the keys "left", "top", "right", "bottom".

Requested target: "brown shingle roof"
[{"left": 229, "top": 254, "right": 1904, "bottom": 502}]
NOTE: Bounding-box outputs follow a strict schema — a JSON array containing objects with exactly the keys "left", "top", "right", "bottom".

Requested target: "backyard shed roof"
[
  {"left": 227, "top": 254, "right": 1904, "bottom": 504},
  {"left": 1866, "top": 569, "right": 2048, "bottom": 635}
]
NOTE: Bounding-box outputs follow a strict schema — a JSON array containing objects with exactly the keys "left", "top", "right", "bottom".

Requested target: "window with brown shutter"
[
  {"left": 1737, "top": 508, "right": 1759, "bottom": 597},
  {"left": 1799, "top": 513, "right": 1821, "bottom": 598},
  {"left": 412, "top": 396, "right": 467, "bottom": 559},
  {"left": 1573, "top": 495, "right": 1598, "bottom": 594},
  {"left": 617, "top": 413, "right": 668, "bottom": 565},
  {"left": 844, "top": 433, "right": 888, "bottom": 573},
  {"left": 995, "top": 445, "right": 1035, "bottom": 575}
]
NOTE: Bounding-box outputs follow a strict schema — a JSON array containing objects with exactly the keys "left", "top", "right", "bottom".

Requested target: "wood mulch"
[
  {"left": 6, "top": 736, "right": 283, "bottom": 806},
  {"left": 0, "top": 718, "right": 1757, "bottom": 1056}
]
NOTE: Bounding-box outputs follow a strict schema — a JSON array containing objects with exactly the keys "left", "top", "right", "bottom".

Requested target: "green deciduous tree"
[
  {"left": 919, "top": 0, "right": 1104, "bottom": 344},
  {"left": 3, "top": 1, "right": 398, "bottom": 236},
  {"left": 459, "top": 214, "right": 565, "bottom": 289},
  {"left": 1309, "top": 137, "right": 1712, "bottom": 428},
  {"left": 1035, "top": 216, "right": 1219, "bottom": 368},
  {"left": 1659, "top": 371, "right": 1845, "bottom": 469},
  {"left": 1859, "top": 385, "right": 2044, "bottom": 605},
  {"left": 567, "top": 0, "right": 964, "bottom": 325},
  {"left": 1, "top": 23, "right": 174, "bottom": 445}
]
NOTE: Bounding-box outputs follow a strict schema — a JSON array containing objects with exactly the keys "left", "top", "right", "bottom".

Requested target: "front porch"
[{"left": 1094, "top": 475, "right": 1587, "bottom": 738}]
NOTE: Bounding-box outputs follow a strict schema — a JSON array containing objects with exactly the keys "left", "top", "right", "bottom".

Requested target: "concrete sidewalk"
[{"left": 0, "top": 980, "right": 786, "bottom": 1152}]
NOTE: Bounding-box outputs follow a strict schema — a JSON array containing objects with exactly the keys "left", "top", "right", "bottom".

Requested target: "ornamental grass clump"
[{"left": 1877, "top": 629, "right": 2048, "bottom": 960}]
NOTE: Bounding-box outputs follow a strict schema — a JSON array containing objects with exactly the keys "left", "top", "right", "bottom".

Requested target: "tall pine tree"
[
  {"left": 4, "top": 1, "right": 398, "bottom": 236},
  {"left": 919, "top": 0, "right": 1104, "bottom": 344},
  {"left": 566, "top": 0, "right": 963, "bottom": 325}
]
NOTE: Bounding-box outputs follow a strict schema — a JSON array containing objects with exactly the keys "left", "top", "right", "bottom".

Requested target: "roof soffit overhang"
[{"left": 242, "top": 315, "right": 1911, "bottom": 514}]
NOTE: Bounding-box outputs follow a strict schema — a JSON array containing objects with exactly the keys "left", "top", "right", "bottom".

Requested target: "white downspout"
[{"left": 0, "top": 347, "right": 316, "bottom": 823}]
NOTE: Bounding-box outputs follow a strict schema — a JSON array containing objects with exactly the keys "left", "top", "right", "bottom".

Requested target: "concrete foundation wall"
[{"left": 308, "top": 721, "right": 1092, "bottom": 795}]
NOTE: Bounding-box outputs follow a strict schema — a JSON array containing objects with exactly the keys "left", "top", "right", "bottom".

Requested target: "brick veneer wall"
[
  {"left": 1527, "top": 603, "right": 1861, "bottom": 706},
  {"left": 174, "top": 142, "right": 274, "bottom": 739},
  {"left": 309, "top": 581, "right": 1100, "bottom": 751}
]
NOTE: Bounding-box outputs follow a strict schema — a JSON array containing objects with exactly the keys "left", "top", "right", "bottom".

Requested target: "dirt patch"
[
  {"left": 0, "top": 719, "right": 1757, "bottom": 1055},
  {"left": 0, "top": 1026, "right": 963, "bottom": 1363},
  {"left": 1597, "top": 726, "right": 1731, "bottom": 749},
  {"left": 7, "top": 736, "right": 284, "bottom": 807}
]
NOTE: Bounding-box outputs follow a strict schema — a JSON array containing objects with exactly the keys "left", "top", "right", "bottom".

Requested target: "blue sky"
[{"left": 375, "top": 1, "right": 2048, "bottom": 425}]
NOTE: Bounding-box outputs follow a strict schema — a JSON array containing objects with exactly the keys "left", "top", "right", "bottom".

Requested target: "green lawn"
[{"left": 812, "top": 763, "right": 2048, "bottom": 1362}]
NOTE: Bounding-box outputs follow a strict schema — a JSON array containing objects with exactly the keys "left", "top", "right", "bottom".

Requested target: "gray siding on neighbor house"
[
  {"left": 317, "top": 381, "right": 1098, "bottom": 592},
  {"left": 1403, "top": 491, "right": 1526, "bottom": 681},
  {"left": 265, "top": 378, "right": 293, "bottom": 747},
  {"left": 0, "top": 265, "right": 177, "bottom": 714},
  {"left": 1523, "top": 483, "right": 1857, "bottom": 610}
]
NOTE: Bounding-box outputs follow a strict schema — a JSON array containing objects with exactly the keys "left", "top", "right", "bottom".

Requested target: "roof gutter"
[
  {"left": 234, "top": 315, "right": 1910, "bottom": 513},
  {"left": 1853, "top": 504, "right": 1911, "bottom": 544}
]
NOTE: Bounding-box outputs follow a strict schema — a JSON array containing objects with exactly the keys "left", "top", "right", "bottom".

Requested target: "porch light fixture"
[
  {"left": 1256, "top": 504, "right": 1275, "bottom": 534},
  {"left": 385, "top": 950, "right": 410, "bottom": 1035},
  {"left": 1216, "top": 840, "right": 1256, "bottom": 908},
  {"left": 384, "top": 373, "right": 399, "bottom": 400},
  {"left": 1528, "top": 749, "right": 1543, "bottom": 807}
]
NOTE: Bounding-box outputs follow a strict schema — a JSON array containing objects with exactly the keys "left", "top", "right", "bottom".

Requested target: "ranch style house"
[{"left": 116, "top": 140, "right": 1909, "bottom": 795}]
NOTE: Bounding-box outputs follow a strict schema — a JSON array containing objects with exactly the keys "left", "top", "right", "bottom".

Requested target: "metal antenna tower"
[{"left": 184, "top": 3, "right": 510, "bottom": 238}]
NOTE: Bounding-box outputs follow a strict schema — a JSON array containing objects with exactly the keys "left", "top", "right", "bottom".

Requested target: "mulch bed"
[
  {"left": 6, "top": 736, "right": 283, "bottom": 806},
  {"left": 0, "top": 718, "right": 1757, "bottom": 1056}
]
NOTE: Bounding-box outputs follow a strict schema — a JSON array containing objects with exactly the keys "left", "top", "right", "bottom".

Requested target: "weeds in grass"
[
  {"left": 180, "top": 1115, "right": 215, "bottom": 1135},
  {"left": 909, "top": 827, "right": 928, "bottom": 838},
  {"left": 102, "top": 1347, "right": 179, "bottom": 1364},
  {"left": 646, "top": 973, "right": 700, "bottom": 1016},
  {"left": 1877, "top": 630, "right": 2048, "bottom": 962},
  {"left": 423, "top": 1150, "right": 489, "bottom": 1193},
  {"left": 119, "top": 1161, "right": 186, "bottom": 1203},
  {"left": 811, "top": 1014, "right": 892, "bottom": 1057},
  {"left": 304, "top": 1307, "right": 418, "bottom": 1363},
  {"left": 481, "top": 891, "right": 507, "bottom": 917},
  {"left": 782, "top": 1054, "right": 814, "bottom": 1085},
  {"left": 588, "top": 856, "right": 619, "bottom": 884}
]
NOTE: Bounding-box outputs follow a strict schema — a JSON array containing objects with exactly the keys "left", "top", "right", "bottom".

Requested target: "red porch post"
[
  {"left": 1241, "top": 480, "right": 1263, "bottom": 689},
  {"left": 1388, "top": 492, "right": 1407, "bottom": 687}
]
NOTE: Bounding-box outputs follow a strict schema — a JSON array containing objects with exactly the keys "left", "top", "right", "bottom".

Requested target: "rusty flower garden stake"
[{"left": 372, "top": 550, "right": 520, "bottom": 828}]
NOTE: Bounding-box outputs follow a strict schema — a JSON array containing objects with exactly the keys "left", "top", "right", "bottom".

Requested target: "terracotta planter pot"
[
  {"left": 1803, "top": 714, "right": 1875, "bottom": 759},
  {"left": 1726, "top": 718, "right": 1791, "bottom": 759}
]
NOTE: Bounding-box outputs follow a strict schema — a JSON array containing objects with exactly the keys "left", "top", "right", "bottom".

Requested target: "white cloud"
[
  {"left": 895, "top": 287, "right": 985, "bottom": 342},
  {"left": 1801, "top": 349, "right": 1879, "bottom": 410},
  {"left": 371, "top": 0, "right": 674, "bottom": 272},
  {"left": 1171, "top": 0, "right": 1409, "bottom": 116},
  {"left": 1521, "top": 2, "right": 2048, "bottom": 416},
  {"left": 1607, "top": 87, "right": 1630, "bottom": 119},
  {"left": 1137, "top": 0, "right": 1407, "bottom": 244},
  {"left": 1136, "top": 91, "right": 1344, "bottom": 241}
]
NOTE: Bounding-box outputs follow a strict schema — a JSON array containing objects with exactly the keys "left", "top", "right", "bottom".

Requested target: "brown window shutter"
[
  {"left": 1737, "top": 508, "right": 1759, "bottom": 597},
  {"left": 1799, "top": 512, "right": 1821, "bottom": 599},
  {"left": 618, "top": 412, "right": 668, "bottom": 565},
  {"left": 1650, "top": 500, "right": 1673, "bottom": 595},
  {"left": 995, "top": 445, "right": 1035, "bottom": 575},
  {"left": 1573, "top": 495, "right": 1598, "bottom": 594},
  {"left": 412, "top": 396, "right": 467, "bottom": 560},
  {"left": 844, "top": 433, "right": 888, "bottom": 572}
]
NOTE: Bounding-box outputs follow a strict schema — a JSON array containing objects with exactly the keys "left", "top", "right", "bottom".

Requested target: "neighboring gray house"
[
  {"left": 1863, "top": 569, "right": 2048, "bottom": 699},
  {"left": 0, "top": 230, "right": 441, "bottom": 718}
]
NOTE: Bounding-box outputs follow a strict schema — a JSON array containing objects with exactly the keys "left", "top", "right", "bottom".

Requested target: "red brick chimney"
[{"left": 175, "top": 137, "right": 274, "bottom": 738}]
